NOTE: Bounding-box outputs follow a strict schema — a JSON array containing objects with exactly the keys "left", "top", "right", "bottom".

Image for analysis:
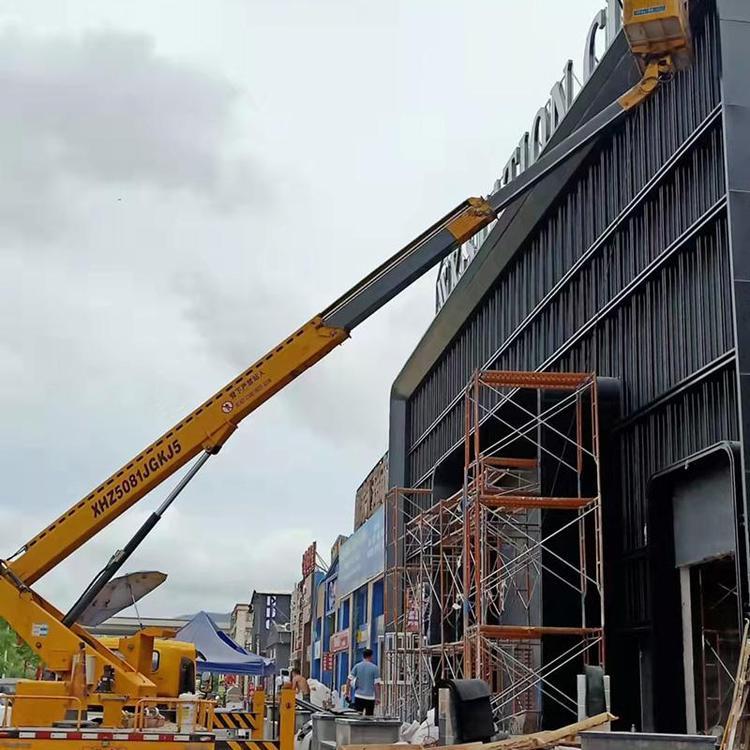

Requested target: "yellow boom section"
[{"left": 9, "top": 317, "right": 348, "bottom": 585}]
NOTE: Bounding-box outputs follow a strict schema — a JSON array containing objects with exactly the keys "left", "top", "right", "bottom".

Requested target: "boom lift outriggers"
[{"left": 0, "top": 2, "right": 690, "bottom": 747}]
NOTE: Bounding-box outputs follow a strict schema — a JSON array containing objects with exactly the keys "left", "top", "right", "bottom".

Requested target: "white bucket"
[{"left": 177, "top": 693, "right": 198, "bottom": 733}]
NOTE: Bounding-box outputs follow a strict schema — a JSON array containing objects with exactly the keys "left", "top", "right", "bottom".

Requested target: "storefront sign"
[
  {"left": 322, "top": 652, "right": 335, "bottom": 671},
  {"left": 356, "top": 624, "right": 370, "bottom": 644},
  {"left": 326, "top": 578, "right": 337, "bottom": 614},
  {"left": 405, "top": 583, "right": 431, "bottom": 634},
  {"left": 302, "top": 542, "right": 317, "bottom": 577},
  {"left": 435, "top": 0, "right": 622, "bottom": 312},
  {"left": 302, "top": 575, "right": 313, "bottom": 623},
  {"left": 405, "top": 589, "right": 420, "bottom": 633},
  {"left": 330, "top": 629, "right": 350, "bottom": 653},
  {"left": 317, "top": 578, "right": 325, "bottom": 615},
  {"left": 337, "top": 506, "right": 384, "bottom": 600},
  {"left": 264, "top": 594, "right": 277, "bottom": 631}
]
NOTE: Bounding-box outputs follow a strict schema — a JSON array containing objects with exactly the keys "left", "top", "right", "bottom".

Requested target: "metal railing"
[{"left": 0, "top": 693, "right": 84, "bottom": 729}]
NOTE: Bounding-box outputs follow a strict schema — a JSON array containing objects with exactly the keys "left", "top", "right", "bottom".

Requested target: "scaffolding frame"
[{"left": 383, "top": 370, "right": 604, "bottom": 729}]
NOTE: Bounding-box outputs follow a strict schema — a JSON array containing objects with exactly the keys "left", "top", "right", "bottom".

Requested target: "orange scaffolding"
[{"left": 383, "top": 370, "right": 604, "bottom": 730}]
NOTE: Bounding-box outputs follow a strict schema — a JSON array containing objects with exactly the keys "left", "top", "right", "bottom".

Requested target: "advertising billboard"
[{"left": 337, "top": 506, "right": 384, "bottom": 600}]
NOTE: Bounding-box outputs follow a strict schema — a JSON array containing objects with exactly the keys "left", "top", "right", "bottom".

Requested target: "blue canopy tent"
[{"left": 176, "top": 611, "right": 274, "bottom": 676}]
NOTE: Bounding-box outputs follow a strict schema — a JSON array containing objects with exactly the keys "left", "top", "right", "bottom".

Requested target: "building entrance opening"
[
  {"left": 648, "top": 447, "right": 742, "bottom": 734},
  {"left": 687, "top": 555, "right": 739, "bottom": 735}
]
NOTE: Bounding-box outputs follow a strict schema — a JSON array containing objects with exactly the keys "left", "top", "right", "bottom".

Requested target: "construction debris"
[
  {"left": 342, "top": 712, "right": 616, "bottom": 750},
  {"left": 721, "top": 620, "right": 750, "bottom": 750},
  {"left": 486, "top": 713, "right": 617, "bottom": 750}
]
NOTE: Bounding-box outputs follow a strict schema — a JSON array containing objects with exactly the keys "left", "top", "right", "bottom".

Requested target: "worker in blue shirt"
[{"left": 346, "top": 648, "right": 382, "bottom": 716}]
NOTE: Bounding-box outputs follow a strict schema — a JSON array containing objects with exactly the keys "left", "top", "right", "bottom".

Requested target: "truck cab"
[{"left": 98, "top": 634, "right": 196, "bottom": 698}]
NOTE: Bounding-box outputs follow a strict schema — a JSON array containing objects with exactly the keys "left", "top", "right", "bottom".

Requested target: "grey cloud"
[
  {"left": 173, "top": 262, "right": 431, "bottom": 460},
  {"left": 174, "top": 269, "right": 364, "bottom": 440},
  {"left": 0, "top": 28, "right": 263, "bottom": 240}
]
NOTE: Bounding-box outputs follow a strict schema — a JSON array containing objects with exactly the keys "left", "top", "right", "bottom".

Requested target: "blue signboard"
[{"left": 337, "top": 507, "right": 384, "bottom": 600}]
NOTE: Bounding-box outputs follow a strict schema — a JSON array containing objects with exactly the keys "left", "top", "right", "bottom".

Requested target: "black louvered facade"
[{"left": 389, "top": 0, "right": 750, "bottom": 732}]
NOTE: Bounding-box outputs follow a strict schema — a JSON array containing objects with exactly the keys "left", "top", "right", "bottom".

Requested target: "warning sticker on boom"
[
  {"left": 32, "top": 623, "right": 49, "bottom": 637},
  {"left": 634, "top": 5, "right": 667, "bottom": 16}
]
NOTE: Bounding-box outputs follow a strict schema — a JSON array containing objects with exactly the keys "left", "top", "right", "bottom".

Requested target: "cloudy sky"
[{"left": 0, "top": 1, "right": 608, "bottom": 617}]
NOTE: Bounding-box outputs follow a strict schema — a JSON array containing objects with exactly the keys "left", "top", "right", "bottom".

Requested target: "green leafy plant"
[{"left": 0, "top": 619, "right": 40, "bottom": 679}]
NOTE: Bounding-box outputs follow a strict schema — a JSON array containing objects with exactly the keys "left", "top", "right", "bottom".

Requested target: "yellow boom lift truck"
[{"left": 0, "top": 4, "right": 691, "bottom": 750}]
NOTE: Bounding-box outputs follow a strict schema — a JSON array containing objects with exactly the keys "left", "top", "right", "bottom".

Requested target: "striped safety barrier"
[
  {"left": 215, "top": 741, "right": 280, "bottom": 750},
  {"left": 213, "top": 712, "right": 261, "bottom": 732},
  {"left": 0, "top": 729, "right": 213, "bottom": 742}
]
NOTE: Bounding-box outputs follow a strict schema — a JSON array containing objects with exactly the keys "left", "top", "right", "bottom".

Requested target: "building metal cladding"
[{"left": 388, "top": 0, "right": 750, "bottom": 734}]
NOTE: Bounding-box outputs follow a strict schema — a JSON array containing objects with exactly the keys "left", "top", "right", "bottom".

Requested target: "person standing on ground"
[
  {"left": 347, "top": 648, "right": 381, "bottom": 716},
  {"left": 290, "top": 668, "right": 310, "bottom": 701}
]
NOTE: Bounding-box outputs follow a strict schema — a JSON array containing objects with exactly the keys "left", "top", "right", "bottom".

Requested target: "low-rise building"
[
  {"left": 266, "top": 621, "right": 292, "bottom": 670},
  {"left": 297, "top": 465, "right": 386, "bottom": 694},
  {"left": 290, "top": 545, "right": 325, "bottom": 677},
  {"left": 249, "top": 590, "right": 291, "bottom": 657},
  {"left": 229, "top": 604, "right": 252, "bottom": 651}
]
